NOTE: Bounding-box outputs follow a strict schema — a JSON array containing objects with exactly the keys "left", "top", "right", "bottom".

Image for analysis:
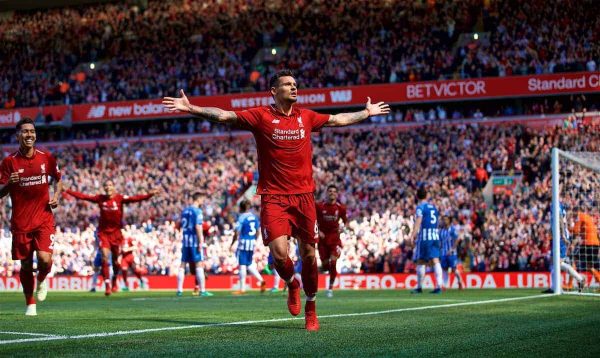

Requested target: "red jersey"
[
  {"left": 65, "top": 190, "right": 152, "bottom": 232},
  {"left": 0, "top": 148, "right": 61, "bottom": 233},
  {"left": 316, "top": 202, "right": 347, "bottom": 236},
  {"left": 122, "top": 237, "right": 135, "bottom": 253},
  {"left": 234, "top": 106, "right": 329, "bottom": 195}
]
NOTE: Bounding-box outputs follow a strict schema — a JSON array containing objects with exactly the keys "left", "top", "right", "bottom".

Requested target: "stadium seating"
[{"left": 1, "top": 0, "right": 597, "bottom": 109}]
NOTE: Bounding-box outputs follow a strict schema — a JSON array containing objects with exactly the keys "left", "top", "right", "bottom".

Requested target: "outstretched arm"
[
  {"left": 65, "top": 189, "right": 99, "bottom": 203},
  {"left": 325, "top": 97, "right": 390, "bottom": 127},
  {"left": 162, "top": 89, "right": 238, "bottom": 124},
  {"left": 122, "top": 189, "right": 160, "bottom": 204}
]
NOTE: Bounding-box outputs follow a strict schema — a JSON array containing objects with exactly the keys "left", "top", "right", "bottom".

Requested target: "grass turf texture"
[{"left": 0, "top": 289, "right": 598, "bottom": 357}]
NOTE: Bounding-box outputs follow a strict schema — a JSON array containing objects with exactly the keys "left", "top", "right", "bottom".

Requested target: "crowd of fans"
[
  {"left": 1, "top": 0, "right": 598, "bottom": 109},
  {"left": 1, "top": 119, "right": 598, "bottom": 277}
]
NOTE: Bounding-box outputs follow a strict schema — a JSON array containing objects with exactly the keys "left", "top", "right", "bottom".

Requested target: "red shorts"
[
  {"left": 318, "top": 238, "right": 342, "bottom": 262},
  {"left": 260, "top": 193, "right": 319, "bottom": 246},
  {"left": 98, "top": 230, "right": 124, "bottom": 251},
  {"left": 120, "top": 251, "right": 135, "bottom": 270},
  {"left": 11, "top": 223, "right": 56, "bottom": 260}
]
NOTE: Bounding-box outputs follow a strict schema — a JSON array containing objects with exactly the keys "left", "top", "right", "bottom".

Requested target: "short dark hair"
[
  {"left": 417, "top": 186, "right": 427, "bottom": 200},
  {"left": 239, "top": 199, "right": 250, "bottom": 212},
  {"left": 192, "top": 192, "right": 203, "bottom": 201},
  {"left": 16, "top": 117, "right": 35, "bottom": 131},
  {"left": 327, "top": 185, "right": 338, "bottom": 191},
  {"left": 269, "top": 69, "right": 295, "bottom": 88}
]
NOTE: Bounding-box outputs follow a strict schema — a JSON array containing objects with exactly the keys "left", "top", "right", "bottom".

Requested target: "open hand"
[
  {"left": 162, "top": 89, "right": 191, "bottom": 113},
  {"left": 365, "top": 97, "right": 391, "bottom": 117}
]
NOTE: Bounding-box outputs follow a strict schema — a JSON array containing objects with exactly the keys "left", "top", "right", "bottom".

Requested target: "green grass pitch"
[{"left": 0, "top": 289, "right": 598, "bottom": 357}]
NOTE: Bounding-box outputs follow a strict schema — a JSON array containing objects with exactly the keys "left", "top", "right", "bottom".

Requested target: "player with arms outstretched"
[
  {"left": 409, "top": 186, "right": 443, "bottom": 294},
  {"left": 439, "top": 216, "right": 464, "bottom": 290},
  {"left": 0, "top": 118, "right": 63, "bottom": 315},
  {"left": 163, "top": 69, "right": 390, "bottom": 331},
  {"left": 230, "top": 199, "right": 266, "bottom": 294},
  {"left": 316, "top": 185, "right": 347, "bottom": 298},
  {"left": 64, "top": 180, "right": 158, "bottom": 295},
  {"left": 177, "top": 192, "right": 212, "bottom": 297}
]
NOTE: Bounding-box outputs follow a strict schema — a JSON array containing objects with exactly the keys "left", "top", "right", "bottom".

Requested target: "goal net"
[{"left": 552, "top": 149, "right": 600, "bottom": 295}]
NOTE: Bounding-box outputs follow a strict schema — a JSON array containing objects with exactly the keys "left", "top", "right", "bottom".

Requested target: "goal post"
[{"left": 552, "top": 148, "right": 600, "bottom": 296}]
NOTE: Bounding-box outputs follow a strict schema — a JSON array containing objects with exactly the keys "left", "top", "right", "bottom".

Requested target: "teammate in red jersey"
[
  {"left": 163, "top": 69, "right": 389, "bottom": 331},
  {"left": 119, "top": 236, "right": 145, "bottom": 291},
  {"left": 0, "top": 118, "right": 63, "bottom": 316},
  {"left": 64, "top": 181, "right": 158, "bottom": 295},
  {"left": 316, "top": 185, "right": 347, "bottom": 298}
]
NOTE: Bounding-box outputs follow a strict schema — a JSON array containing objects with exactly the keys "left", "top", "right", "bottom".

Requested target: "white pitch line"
[
  {"left": 0, "top": 294, "right": 553, "bottom": 345},
  {"left": 0, "top": 331, "right": 59, "bottom": 337}
]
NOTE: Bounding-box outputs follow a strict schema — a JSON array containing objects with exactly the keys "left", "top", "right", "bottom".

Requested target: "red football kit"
[
  {"left": 0, "top": 148, "right": 61, "bottom": 259},
  {"left": 316, "top": 202, "right": 347, "bottom": 261},
  {"left": 120, "top": 237, "right": 136, "bottom": 270},
  {"left": 234, "top": 106, "right": 329, "bottom": 245},
  {"left": 65, "top": 190, "right": 152, "bottom": 252}
]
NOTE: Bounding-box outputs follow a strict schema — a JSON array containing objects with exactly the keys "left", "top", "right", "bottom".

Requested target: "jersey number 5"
[{"left": 430, "top": 212, "right": 437, "bottom": 225}]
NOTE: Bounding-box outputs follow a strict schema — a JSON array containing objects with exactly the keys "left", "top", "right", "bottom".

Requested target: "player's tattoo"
[
  {"left": 328, "top": 109, "right": 369, "bottom": 127},
  {"left": 189, "top": 106, "right": 236, "bottom": 124}
]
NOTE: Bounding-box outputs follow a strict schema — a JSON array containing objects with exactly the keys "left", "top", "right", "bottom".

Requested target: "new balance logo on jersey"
[
  {"left": 87, "top": 105, "right": 106, "bottom": 119},
  {"left": 272, "top": 118, "right": 280, "bottom": 124}
]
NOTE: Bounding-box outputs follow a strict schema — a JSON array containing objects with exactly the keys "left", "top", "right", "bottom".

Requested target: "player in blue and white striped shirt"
[
  {"left": 543, "top": 202, "right": 585, "bottom": 293},
  {"left": 409, "top": 186, "right": 443, "bottom": 294},
  {"left": 230, "top": 200, "right": 266, "bottom": 294},
  {"left": 439, "top": 216, "right": 464, "bottom": 290},
  {"left": 177, "top": 192, "right": 212, "bottom": 297}
]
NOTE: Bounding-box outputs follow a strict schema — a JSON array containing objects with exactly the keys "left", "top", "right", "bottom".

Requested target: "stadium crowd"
[
  {"left": 1, "top": 120, "right": 598, "bottom": 277},
  {"left": 1, "top": 0, "right": 598, "bottom": 109}
]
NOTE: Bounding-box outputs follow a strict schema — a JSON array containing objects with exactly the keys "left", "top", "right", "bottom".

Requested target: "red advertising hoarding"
[
  {"left": 0, "top": 105, "right": 68, "bottom": 129},
  {"left": 0, "top": 72, "right": 598, "bottom": 127},
  {"left": 1, "top": 272, "right": 593, "bottom": 291}
]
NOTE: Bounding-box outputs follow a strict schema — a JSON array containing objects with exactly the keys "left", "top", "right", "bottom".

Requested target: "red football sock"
[
  {"left": 275, "top": 257, "right": 295, "bottom": 282},
  {"left": 329, "top": 259, "right": 338, "bottom": 289},
  {"left": 111, "top": 271, "right": 118, "bottom": 288},
  {"left": 20, "top": 269, "right": 36, "bottom": 305},
  {"left": 302, "top": 258, "right": 318, "bottom": 297},
  {"left": 102, "top": 261, "right": 110, "bottom": 282},
  {"left": 134, "top": 269, "right": 143, "bottom": 281},
  {"left": 37, "top": 263, "right": 51, "bottom": 283},
  {"left": 121, "top": 269, "right": 129, "bottom": 283}
]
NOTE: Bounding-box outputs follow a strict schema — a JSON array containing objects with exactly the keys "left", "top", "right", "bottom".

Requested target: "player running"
[
  {"left": 163, "top": 69, "right": 390, "bottom": 331},
  {"left": 439, "top": 216, "right": 464, "bottom": 290},
  {"left": 177, "top": 192, "right": 212, "bottom": 297},
  {"left": 409, "top": 186, "right": 443, "bottom": 294},
  {"left": 0, "top": 118, "right": 63, "bottom": 315},
  {"left": 119, "top": 236, "right": 145, "bottom": 291},
  {"left": 230, "top": 199, "right": 266, "bottom": 294},
  {"left": 64, "top": 180, "right": 158, "bottom": 295},
  {"left": 316, "top": 185, "right": 347, "bottom": 298}
]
